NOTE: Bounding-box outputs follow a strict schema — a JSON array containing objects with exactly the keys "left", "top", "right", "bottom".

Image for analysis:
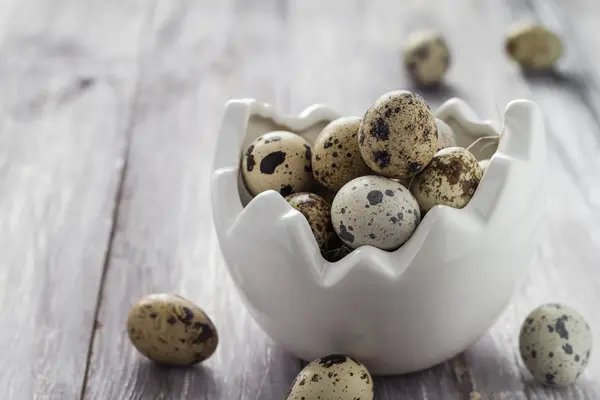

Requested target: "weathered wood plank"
[
  {"left": 82, "top": 1, "right": 302, "bottom": 399},
  {"left": 0, "top": 0, "right": 150, "bottom": 398}
]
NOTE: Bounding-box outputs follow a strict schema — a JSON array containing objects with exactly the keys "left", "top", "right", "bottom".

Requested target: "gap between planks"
[{"left": 78, "top": 1, "right": 160, "bottom": 399}]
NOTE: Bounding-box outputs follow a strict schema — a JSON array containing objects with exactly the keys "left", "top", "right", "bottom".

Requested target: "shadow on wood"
[
  {"left": 133, "top": 359, "right": 221, "bottom": 398},
  {"left": 519, "top": 67, "right": 598, "bottom": 102}
]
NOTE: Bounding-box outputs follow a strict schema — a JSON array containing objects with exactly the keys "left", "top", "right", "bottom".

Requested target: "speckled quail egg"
[
  {"left": 505, "top": 23, "right": 563, "bottom": 70},
  {"left": 242, "top": 131, "right": 315, "bottom": 197},
  {"left": 331, "top": 175, "right": 421, "bottom": 251},
  {"left": 410, "top": 147, "right": 482, "bottom": 213},
  {"left": 403, "top": 30, "right": 451, "bottom": 86},
  {"left": 479, "top": 159, "right": 490, "bottom": 173},
  {"left": 286, "top": 354, "right": 374, "bottom": 400},
  {"left": 127, "top": 293, "right": 218, "bottom": 366},
  {"left": 519, "top": 303, "right": 593, "bottom": 387},
  {"left": 436, "top": 118, "right": 457, "bottom": 151},
  {"left": 286, "top": 192, "right": 336, "bottom": 254},
  {"left": 358, "top": 90, "right": 438, "bottom": 179},
  {"left": 312, "top": 116, "right": 372, "bottom": 191}
]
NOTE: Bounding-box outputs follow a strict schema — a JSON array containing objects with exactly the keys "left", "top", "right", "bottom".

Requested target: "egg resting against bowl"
[
  {"left": 285, "top": 192, "right": 337, "bottom": 254},
  {"left": 242, "top": 130, "right": 315, "bottom": 197},
  {"left": 410, "top": 147, "right": 483, "bottom": 213}
]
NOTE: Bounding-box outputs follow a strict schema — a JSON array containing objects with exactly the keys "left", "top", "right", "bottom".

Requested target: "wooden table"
[{"left": 1, "top": 0, "right": 599, "bottom": 398}]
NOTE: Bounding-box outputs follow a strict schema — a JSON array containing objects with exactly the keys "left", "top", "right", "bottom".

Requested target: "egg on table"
[
  {"left": 519, "top": 303, "right": 593, "bottom": 387},
  {"left": 435, "top": 118, "right": 457, "bottom": 151},
  {"left": 505, "top": 23, "right": 563, "bottom": 70},
  {"left": 403, "top": 30, "right": 451, "bottom": 86},
  {"left": 409, "top": 147, "right": 483, "bottom": 213},
  {"left": 286, "top": 192, "right": 336, "bottom": 254},
  {"left": 331, "top": 175, "right": 421, "bottom": 251},
  {"left": 358, "top": 90, "right": 438, "bottom": 180},
  {"left": 242, "top": 131, "right": 315, "bottom": 197},
  {"left": 286, "top": 354, "right": 374, "bottom": 400},
  {"left": 312, "top": 116, "right": 372, "bottom": 191},
  {"left": 127, "top": 293, "right": 219, "bottom": 366}
]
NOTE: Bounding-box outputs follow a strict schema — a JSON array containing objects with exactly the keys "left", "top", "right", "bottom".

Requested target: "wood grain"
[
  {"left": 83, "top": 1, "right": 301, "bottom": 399},
  {"left": 1, "top": 0, "right": 599, "bottom": 399},
  {"left": 0, "top": 0, "right": 149, "bottom": 398}
]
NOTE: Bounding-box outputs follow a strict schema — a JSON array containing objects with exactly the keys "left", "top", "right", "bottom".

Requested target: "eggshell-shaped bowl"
[{"left": 211, "top": 97, "right": 546, "bottom": 376}]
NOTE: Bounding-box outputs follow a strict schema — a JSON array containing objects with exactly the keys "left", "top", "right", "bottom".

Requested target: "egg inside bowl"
[{"left": 211, "top": 97, "right": 546, "bottom": 375}]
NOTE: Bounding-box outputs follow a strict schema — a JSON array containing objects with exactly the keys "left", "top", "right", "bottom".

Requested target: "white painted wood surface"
[{"left": 0, "top": 0, "right": 598, "bottom": 399}]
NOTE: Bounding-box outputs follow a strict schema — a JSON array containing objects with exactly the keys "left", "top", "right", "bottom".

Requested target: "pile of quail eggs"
[
  {"left": 121, "top": 23, "right": 588, "bottom": 399},
  {"left": 240, "top": 21, "right": 564, "bottom": 262},
  {"left": 240, "top": 89, "right": 483, "bottom": 261}
]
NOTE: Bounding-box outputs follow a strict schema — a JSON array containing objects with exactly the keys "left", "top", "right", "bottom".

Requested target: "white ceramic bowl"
[{"left": 211, "top": 97, "right": 546, "bottom": 375}]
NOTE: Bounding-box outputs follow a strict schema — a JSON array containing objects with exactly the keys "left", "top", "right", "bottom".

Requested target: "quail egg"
[
  {"left": 127, "top": 293, "right": 219, "bottom": 366},
  {"left": 436, "top": 118, "right": 457, "bottom": 151},
  {"left": 286, "top": 354, "right": 374, "bottom": 400},
  {"left": 505, "top": 23, "right": 563, "bottom": 70},
  {"left": 331, "top": 175, "right": 421, "bottom": 251},
  {"left": 286, "top": 192, "right": 336, "bottom": 254},
  {"left": 242, "top": 131, "right": 314, "bottom": 197},
  {"left": 403, "top": 30, "right": 451, "bottom": 86},
  {"left": 312, "top": 116, "right": 372, "bottom": 191},
  {"left": 519, "top": 303, "right": 593, "bottom": 387},
  {"left": 358, "top": 90, "right": 438, "bottom": 179},
  {"left": 410, "top": 147, "right": 482, "bottom": 213}
]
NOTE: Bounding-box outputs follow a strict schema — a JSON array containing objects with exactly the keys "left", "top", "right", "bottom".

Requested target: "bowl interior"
[
  {"left": 237, "top": 110, "right": 501, "bottom": 207},
  {"left": 442, "top": 117, "right": 500, "bottom": 161}
]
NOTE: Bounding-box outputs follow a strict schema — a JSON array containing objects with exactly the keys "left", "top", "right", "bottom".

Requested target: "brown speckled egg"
[
  {"left": 519, "top": 303, "right": 593, "bottom": 387},
  {"left": 358, "top": 90, "right": 438, "bottom": 179},
  {"left": 242, "top": 131, "right": 314, "bottom": 197},
  {"left": 403, "top": 30, "right": 451, "bottom": 86},
  {"left": 127, "top": 293, "right": 218, "bottom": 366},
  {"left": 286, "top": 354, "right": 374, "bottom": 400},
  {"left": 331, "top": 175, "right": 421, "bottom": 251},
  {"left": 505, "top": 23, "right": 563, "bottom": 70},
  {"left": 312, "top": 116, "right": 372, "bottom": 191},
  {"left": 436, "top": 118, "right": 457, "bottom": 151},
  {"left": 410, "top": 147, "right": 482, "bottom": 213},
  {"left": 285, "top": 192, "right": 336, "bottom": 254}
]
